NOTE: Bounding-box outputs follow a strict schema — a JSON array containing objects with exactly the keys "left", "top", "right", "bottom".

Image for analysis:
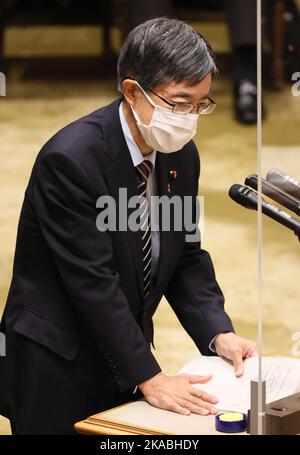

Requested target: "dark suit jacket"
[{"left": 0, "top": 97, "right": 234, "bottom": 434}]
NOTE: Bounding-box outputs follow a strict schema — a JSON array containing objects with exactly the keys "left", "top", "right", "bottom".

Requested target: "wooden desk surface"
[
  {"left": 74, "top": 399, "right": 234, "bottom": 436},
  {"left": 75, "top": 402, "right": 168, "bottom": 435}
]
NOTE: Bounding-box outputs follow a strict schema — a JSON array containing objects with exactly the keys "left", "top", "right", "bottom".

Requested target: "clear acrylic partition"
[
  {"left": 261, "top": 1, "right": 300, "bottom": 356},
  {"left": 255, "top": 0, "right": 300, "bottom": 434}
]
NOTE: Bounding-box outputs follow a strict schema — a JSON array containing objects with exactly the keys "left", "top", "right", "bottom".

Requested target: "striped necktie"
[{"left": 135, "top": 160, "right": 153, "bottom": 299}]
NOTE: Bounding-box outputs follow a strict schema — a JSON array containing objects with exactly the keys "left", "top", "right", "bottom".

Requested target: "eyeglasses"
[{"left": 142, "top": 85, "right": 216, "bottom": 115}]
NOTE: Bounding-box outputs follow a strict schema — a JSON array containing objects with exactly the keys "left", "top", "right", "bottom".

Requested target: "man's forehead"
[{"left": 157, "top": 75, "right": 212, "bottom": 99}]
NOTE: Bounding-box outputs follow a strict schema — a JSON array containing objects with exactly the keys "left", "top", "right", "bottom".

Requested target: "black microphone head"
[
  {"left": 229, "top": 184, "right": 250, "bottom": 206},
  {"left": 228, "top": 184, "right": 257, "bottom": 210}
]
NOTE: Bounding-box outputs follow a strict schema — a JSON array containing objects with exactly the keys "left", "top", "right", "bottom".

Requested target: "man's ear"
[{"left": 122, "top": 79, "right": 140, "bottom": 106}]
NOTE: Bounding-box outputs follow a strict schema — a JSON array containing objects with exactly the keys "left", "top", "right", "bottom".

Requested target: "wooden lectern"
[{"left": 74, "top": 398, "right": 235, "bottom": 435}]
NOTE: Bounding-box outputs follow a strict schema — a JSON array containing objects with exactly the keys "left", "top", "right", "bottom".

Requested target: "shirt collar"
[{"left": 119, "top": 100, "right": 156, "bottom": 169}]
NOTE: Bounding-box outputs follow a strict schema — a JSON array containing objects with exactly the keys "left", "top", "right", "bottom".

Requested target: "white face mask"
[{"left": 131, "top": 83, "right": 199, "bottom": 153}]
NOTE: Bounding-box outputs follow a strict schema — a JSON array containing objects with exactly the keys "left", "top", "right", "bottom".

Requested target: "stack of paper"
[{"left": 178, "top": 355, "right": 300, "bottom": 413}]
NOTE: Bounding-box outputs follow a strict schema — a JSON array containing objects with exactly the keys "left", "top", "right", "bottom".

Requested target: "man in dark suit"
[{"left": 0, "top": 17, "right": 257, "bottom": 434}]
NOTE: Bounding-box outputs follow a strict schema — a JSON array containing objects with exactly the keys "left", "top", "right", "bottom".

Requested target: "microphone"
[
  {"left": 228, "top": 184, "right": 300, "bottom": 234},
  {"left": 266, "top": 168, "right": 300, "bottom": 201},
  {"left": 244, "top": 174, "right": 300, "bottom": 216}
]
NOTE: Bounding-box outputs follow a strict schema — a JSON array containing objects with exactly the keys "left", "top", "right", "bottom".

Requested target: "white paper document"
[{"left": 178, "top": 356, "right": 300, "bottom": 414}]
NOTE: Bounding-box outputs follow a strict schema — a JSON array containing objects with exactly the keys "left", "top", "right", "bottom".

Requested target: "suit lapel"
[
  {"left": 151, "top": 153, "right": 185, "bottom": 296},
  {"left": 102, "top": 98, "right": 144, "bottom": 300}
]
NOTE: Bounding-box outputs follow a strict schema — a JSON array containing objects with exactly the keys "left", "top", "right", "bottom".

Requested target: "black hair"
[{"left": 117, "top": 17, "right": 218, "bottom": 93}]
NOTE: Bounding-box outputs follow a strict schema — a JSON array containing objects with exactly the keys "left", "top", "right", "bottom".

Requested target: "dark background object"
[
  {"left": 0, "top": 0, "right": 115, "bottom": 77},
  {"left": 0, "top": 0, "right": 293, "bottom": 90}
]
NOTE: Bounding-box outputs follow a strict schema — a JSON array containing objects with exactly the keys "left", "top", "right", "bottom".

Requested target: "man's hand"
[
  {"left": 214, "top": 332, "right": 258, "bottom": 377},
  {"left": 138, "top": 372, "right": 219, "bottom": 416}
]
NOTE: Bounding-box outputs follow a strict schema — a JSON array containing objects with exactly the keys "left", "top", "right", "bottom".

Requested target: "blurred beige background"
[{"left": 1, "top": 25, "right": 300, "bottom": 434}]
